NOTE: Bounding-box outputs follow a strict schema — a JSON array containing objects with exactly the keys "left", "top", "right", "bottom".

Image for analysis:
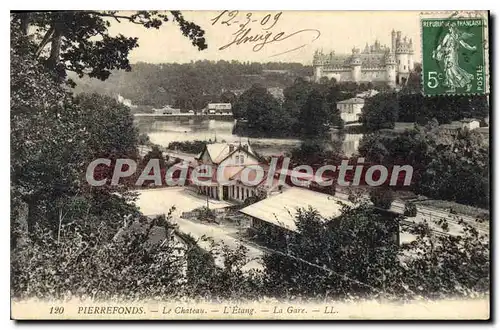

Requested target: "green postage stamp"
[{"left": 421, "top": 14, "right": 488, "bottom": 96}]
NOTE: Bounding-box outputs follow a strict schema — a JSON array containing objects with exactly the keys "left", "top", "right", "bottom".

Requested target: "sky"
[{"left": 107, "top": 11, "right": 423, "bottom": 65}]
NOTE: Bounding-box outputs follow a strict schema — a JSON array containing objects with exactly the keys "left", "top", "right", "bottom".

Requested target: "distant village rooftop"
[
  {"left": 356, "top": 89, "right": 379, "bottom": 98},
  {"left": 440, "top": 118, "right": 481, "bottom": 131},
  {"left": 337, "top": 97, "right": 366, "bottom": 104}
]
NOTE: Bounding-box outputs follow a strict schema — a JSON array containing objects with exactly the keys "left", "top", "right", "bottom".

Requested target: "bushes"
[
  {"left": 404, "top": 201, "right": 418, "bottom": 217},
  {"left": 11, "top": 212, "right": 187, "bottom": 300},
  {"left": 359, "top": 125, "right": 489, "bottom": 209},
  {"left": 167, "top": 140, "right": 207, "bottom": 154},
  {"left": 192, "top": 207, "right": 217, "bottom": 222},
  {"left": 138, "top": 133, "right": 151, "bottom": 145},
  {"left": 369, "top": 188, "right": 394, "bottom": 209}
]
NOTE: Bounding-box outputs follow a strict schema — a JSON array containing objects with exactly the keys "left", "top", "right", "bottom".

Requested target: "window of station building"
[
  {"left": 240, "top": 155, "right": 245, "bottom": 164},
  {"left": 404, "top": 65, "right": 406, "bottom": 70},
  {"left": 235, "top": 155, "right": 239, "bottom": 163}
]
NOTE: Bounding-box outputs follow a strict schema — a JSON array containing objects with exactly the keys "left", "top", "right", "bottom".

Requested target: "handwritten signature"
[{"left": 211, "top": 11, "right": 321, "bottom": 57}]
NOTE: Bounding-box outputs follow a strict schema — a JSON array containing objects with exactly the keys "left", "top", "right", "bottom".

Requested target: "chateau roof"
[
  {"left": 328, "top": 55, "right": 351, "bottom": 66},
  {"left": 359, "top": 53, "right": 386, "bottom": 67},
  {"left": 318, "top": 53, "right": 387, "bottom": 68}
]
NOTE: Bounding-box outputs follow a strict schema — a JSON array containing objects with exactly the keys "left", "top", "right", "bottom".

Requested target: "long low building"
[
  {"left": 239, "top": 187, "right": 404, "bottom": 250},
  {"left": 239, "top": 187, "right": 346, "bottom": 233}
]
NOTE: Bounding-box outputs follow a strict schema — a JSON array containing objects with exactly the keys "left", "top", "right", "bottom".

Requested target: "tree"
[
  {"left": 282, "top": 78, "right": 314, "bottom": 131},
  {"left": 417, "top": 128, "right": 489, "bottom": 207},
  {"left": 369, "top": 188, "right": 394, "bottom": 210},
  {"left": 360, "top": 92, "right": 398, "bottom": 131},
  {"left": 289, "top": 139, "right": 344, "bottom": 167},
  {"left": 12, "top": 210, "right": 189, "bottom": 300},
  {"left": 358, "top": 124, "right": 489, "bottom": 208},
  {"left": 74, "top": 93, "right": 139, "bottom": 160},
  {"left": 142, "top": 145, "right": 167, "bottom": 169},
  {"left": 11, "top": 9, "right": 209, "bottom": 236},
  {"left": 262, "top": 203, "right": 489, "bottom": 300},
  {"left": 138, "top": 133, "right": 151, "bottom": 145},
  {"left": 71, "top": 60, "right": 311, "bottom": 111},
  {"left": 11, "top": 28, "right": 86, "bottom": 234},
  {"left": 262, "top": 205, "right": 401, "bottom": 299},
  {"left": 401, "top": 63, "right": 422, "bottom": 94},
  {"left": 220, "top": 90, "right": 237, "bottom": 104},
  {"left": 232, "top": 84, "right": 292, "bottom": 137},
  {"left": 11, "top": 11, "right": 207, "bottom": 82},
  {"left": 400, "top": 217, "right": 489, "bottom": 299},
  {"left": 404, "top": 201, "right": 418, "bottom": 217},
  {"left": 299, "top": 89, "right": 333, "bottom": 138}
]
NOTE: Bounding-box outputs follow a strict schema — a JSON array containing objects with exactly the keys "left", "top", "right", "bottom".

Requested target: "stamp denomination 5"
[{"left": 421, "top": 16, "right": 487, "bottom": 96}]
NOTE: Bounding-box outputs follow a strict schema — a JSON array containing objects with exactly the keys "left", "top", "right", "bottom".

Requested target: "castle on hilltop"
[{"left": 313, "top": 30, "right": 415, "bottom": 87}]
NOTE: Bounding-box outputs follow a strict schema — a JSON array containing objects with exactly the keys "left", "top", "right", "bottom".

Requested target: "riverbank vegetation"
[
  {"left": 167, "top": 140, "right": 209, "bottom": 155},
  {"left": 232, "top": 79, "right": 379, "bottom": 139}
]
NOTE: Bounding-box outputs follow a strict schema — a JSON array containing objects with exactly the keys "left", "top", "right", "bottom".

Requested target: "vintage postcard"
[{"left": 10, "top": 10, "right": 490, "bottom": 320}]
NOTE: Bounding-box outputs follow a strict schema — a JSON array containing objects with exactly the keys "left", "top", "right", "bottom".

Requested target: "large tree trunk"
[
  {"left": 47, "top": 22, "right": 62, "bottom": 71},
  {"left": 19, "top": 12, "right": 29, "bottom": 35},
  {"left": 34, "top": 26, "right": 54, "bottom": 58}
]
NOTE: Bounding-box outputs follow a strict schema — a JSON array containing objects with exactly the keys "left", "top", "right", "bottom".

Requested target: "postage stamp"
[
  {"left": 421, "top": 14, "right": 488, "bottom": 96},
  {"left": 10, "top": 10, "right": 491, "bottom": 321}
]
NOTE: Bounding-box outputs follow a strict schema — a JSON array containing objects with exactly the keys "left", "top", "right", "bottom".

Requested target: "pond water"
[{"left": 135, "top": 118, "right": 363, "bottom": 156}]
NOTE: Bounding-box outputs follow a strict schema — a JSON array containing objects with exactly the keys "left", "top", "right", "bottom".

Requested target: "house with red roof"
[{"left": 193, "top": 142, "right": 284, "bottom": 202}]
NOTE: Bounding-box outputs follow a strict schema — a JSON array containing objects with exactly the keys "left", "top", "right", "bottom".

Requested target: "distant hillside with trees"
[{"left": 71, "top": 61, "right": 313, "bottom": 110}]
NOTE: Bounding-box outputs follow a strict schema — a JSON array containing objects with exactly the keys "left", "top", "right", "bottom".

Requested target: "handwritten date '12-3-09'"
[{"left": 211, "top": 10, "right": 321, "bottom": 56}]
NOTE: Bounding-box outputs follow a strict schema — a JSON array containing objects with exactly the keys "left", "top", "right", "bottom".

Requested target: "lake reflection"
[
  {"left": 135, "top": 119, "right": 363, "bottom": 157},
  {"left": 342, "top": 133, "right": 364, "bottom": 157}
]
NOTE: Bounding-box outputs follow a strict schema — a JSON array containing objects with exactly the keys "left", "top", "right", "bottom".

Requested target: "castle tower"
[
  {"left": 384, "top": 51, "right": 397, "bottom": 88},
  {"left": 312, "top": 49, "right": 323, "bottom": 82},
  {"left": 350, "top": 47, "right": 362, "bottom": 83},
  {"left": 395, "top": 31, "right": 411, "bottom": 84},
  {"left": 391, "top": 29, "right": 396, "bottom": 53},
  {"left": 408, "top": 38, "right": 415, "bottom": 71}
]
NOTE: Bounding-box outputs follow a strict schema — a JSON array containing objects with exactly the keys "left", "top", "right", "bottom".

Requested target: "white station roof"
[{"left": 240, "top": 187, "right": 346, "bottom": 232}]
